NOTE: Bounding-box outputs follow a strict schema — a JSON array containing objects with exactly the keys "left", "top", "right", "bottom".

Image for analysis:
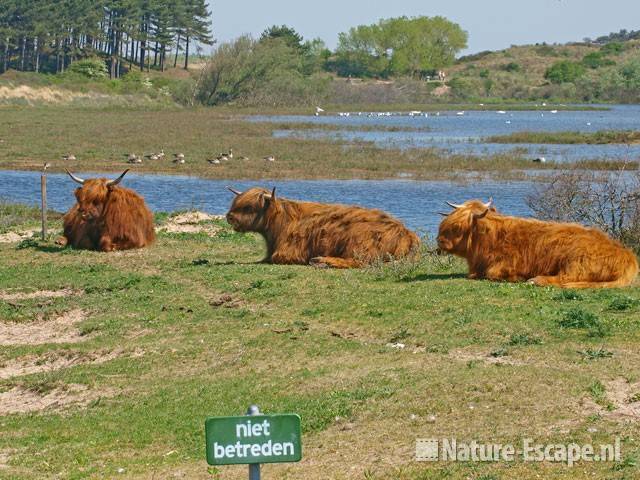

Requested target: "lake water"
[
  {"left": 0, "top": 170, "right": 537, "bottom": 234},
  {"left": 255, "top": 105, "right": 640, "bottom": 162}
]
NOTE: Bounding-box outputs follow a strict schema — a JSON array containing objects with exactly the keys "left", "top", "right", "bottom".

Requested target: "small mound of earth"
[
  {"left": 0, "top": 230, "right": 38, "bottom": 243},
  {"left": 0, "top": 449, "right": 14, "bottom": 469},
  {"left": 158, "top": 211, "right": 224, "bottom": 236},
  {"left": 581, "top": 378, "right": 640, "bottom": 421},
  {"left": 0, "top": 383, "right": 115, "bottom": 415},
  {"left": 0, "top": 288, "right": 80, "bottom": 301},
  {"left": 0, "top": 309, "right": 88, "bottom": 346},
  {"left": 0, "top": 348, "right": 144, "bottom": 380},
  {"left": 604, "top": 378, "right": 640, "bottom": 419},
  {"left": 448, "top": 348, "right": 525, "bottom": 366}
]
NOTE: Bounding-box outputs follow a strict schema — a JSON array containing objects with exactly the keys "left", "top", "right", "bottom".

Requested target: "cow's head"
[
  {"left": 66, "top": 170, "right": 129, "bottom": 221},
  {"left": 437, "top": 199, "right": 495, "bottom": 256},
  {"left": 226, "top": 186, "right": 277, "bottom": 233}
]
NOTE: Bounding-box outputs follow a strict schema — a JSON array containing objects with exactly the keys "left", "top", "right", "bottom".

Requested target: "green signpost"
[{"left": 205, "top": 405, "right": 302, "bottom": 479}]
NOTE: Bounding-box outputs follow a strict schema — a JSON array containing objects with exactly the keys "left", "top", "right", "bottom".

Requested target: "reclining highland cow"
[
  {"left": 226, "top": 187, "right": 420, "bottom": 268},
  {"left": 60, "top": 169, "right": 155, "bottom": 251},
  {"left": 437, "top": 199, "right": 638, "bottom": 288}
]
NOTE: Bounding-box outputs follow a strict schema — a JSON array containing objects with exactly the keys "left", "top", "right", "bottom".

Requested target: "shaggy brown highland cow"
[
  {"left": 437, "top": 199, "right": 638, "bottom": 288},
  {"left": 226, "top": 187, "right": 420, "bottom": 268},
  {"left": 60, "top": 169, "right": 155, "bottom": 251}
]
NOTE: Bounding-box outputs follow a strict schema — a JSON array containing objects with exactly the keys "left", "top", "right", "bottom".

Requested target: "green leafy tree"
[
  {"left": 333, "top": 16, "right": 467, "bottom": 78},
  {"left": 544, "top": 60, "right": 586, "bottom": 84}
]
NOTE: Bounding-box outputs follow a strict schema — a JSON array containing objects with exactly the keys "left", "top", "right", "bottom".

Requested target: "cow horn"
[
  {"left": 227, "top": 186, "right": 242, "bottom": 196},
  {"left": 262, "top": 187, "right": 277, "bottom": 201},
  {"left": 106, "top": 169, "right": 129, "bottom": 187},
  {"left": 484, "top": 198, "right": 493, "bottom": 209},
  {"left": 65, "top": 169, "right": 85, "bottom": 185},
  {"left": 438, "top": 212, "right": 449, "bottom": 217},
  {"left": 446, "top": 201, "right": 463, "bottom": 209}
]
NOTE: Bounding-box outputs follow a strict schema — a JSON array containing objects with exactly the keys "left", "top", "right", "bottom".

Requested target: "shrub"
[
  {"left": 67, "top": 58, "right": 108, "bottom": 79},
  {"left": 600, "top": 42, "right": 625, "bottom": 55},
  {"left": 582, "top": 52, "right": 615, "bottom": 69},
  {"left": 502, "top": 62, "right": 521, "bottom": 72},
  {"left": 526, "top": 167, "right": 640, "bottom": 253},
  {"left": 544, "top": 60, "right": 586, "bottom": 84}
]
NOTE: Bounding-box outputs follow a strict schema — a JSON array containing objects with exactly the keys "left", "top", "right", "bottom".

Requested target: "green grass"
[
  {"left": 487, "top": 130, "right": 640, "bottom": 145},
  {"left": 0, "top": 206, "right": 639, "bottom": 479}
]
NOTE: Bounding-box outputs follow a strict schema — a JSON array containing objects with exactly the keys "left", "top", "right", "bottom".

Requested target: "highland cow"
[
  {"left": 225, "top": 187, "right": 420, "bottom": 268},
  {"left": 60, "top": 169, "right": 155, "bottom": 251},
  {"left": 437, "top": 199, "right": 638, "bottom": 288}
]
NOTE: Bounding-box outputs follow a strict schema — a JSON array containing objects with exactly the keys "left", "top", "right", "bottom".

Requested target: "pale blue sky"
[{"left": 205, "top": 0, "right": 639, "bottom": 54}]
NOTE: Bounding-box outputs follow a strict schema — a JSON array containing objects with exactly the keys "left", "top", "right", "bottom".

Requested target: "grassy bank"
[
  {"left": 487, "top": 130, "right": 640, "bottom": 145},
  {"left": 0, "top": 106, "right": 630, "bottom": 181},
  {"left": 0, "top": 204, "right": 639, "bottom": 479}
]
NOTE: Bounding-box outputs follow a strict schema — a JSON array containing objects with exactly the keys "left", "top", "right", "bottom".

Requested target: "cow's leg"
[
  {"left": 310, "top": 256, "right": 360, "bottom": 269},
  {"left": 98, "top": 236, "right": 115, "bottom": 252},
  {"left": 527, "top": 275, "right": 563, "bottom": 287}
]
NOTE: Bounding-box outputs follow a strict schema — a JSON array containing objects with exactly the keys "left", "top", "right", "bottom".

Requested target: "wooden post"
[{"left": 41, "top": 163, "right": 50, "bottom": 240}]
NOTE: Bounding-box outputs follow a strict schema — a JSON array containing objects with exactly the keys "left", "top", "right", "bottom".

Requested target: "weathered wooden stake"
[{"left": 41, "top": 163, "right": 50, "bottom": 240}]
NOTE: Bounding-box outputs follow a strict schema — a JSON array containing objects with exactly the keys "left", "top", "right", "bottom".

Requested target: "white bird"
[
  {"left": 145, "top": 153, "right": 160, "bottom": 161},
  {"left": 207, "top": 158, "right": 221, "bottom": 165},
  {"left": 497, "top": 110, "right": 506, "bottom": 114},
  {"left": 505, "top": 120, "right": 511, "bottom": 124},
  {"left": 62, "top": 154, "right": 77, "bottom": 161},
  {"left": 263, "top": 155, "right": 275, "bottom": 162},
  {"left": 550, "top": 110, "right": 558, "bottom": 114},
  {"left": 456, "top": 111, "right": 465, "bottom": 116},
  {"left": 586, "top": 122, "right": 592, "bottom": 126},
  {"left": 533, "top": 157, "right": 546, "bottom": 163},
  {"left": 315, "top": 106, "right": 324, "bottom": 116},
  {"left": 173, "top": 153, "right": 185, "bottom": 164}
]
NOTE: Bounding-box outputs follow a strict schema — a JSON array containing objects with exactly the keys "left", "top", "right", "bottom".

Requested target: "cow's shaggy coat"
[
  {"left": 437, "top": 199, "right": 638, "bottom": 288},
  {"left": 62, "top": 170, "right": 155, "bottom": 251},
  {"left": 226, "top": 187, "right": 420, "bottom": 268}
]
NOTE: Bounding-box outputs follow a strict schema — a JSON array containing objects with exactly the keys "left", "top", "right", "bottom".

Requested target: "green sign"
[{"left": 205, "top": 414, "right": 302, "bottom": 465}]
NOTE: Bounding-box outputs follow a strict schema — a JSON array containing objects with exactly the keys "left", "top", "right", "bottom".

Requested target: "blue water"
[
  {"left": 254, "top": 105, "right": 640, "bottom": 162},
  {"left": 0, "top": 170, "right": 537, "bottom": 234}
]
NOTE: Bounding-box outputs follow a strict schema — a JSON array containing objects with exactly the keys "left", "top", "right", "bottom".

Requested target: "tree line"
[{"left": 0, "top": 0, "right": 213, "bottom": 77}]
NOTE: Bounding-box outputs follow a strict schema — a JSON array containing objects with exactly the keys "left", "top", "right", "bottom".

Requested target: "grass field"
[
  {"left": 0, "top": 205, "right": 639, "bottom": 479},
  {"left": 0, "top": 106, "right": 629, "bottom": 181}
]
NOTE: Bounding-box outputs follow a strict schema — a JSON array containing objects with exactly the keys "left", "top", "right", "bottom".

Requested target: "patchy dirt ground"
[
  {"left": 0, "top": 383, "right": 115, "bottom": 414},
  {"left": 0, "top": 309, "right": 88, "bottom": 346},
  {"left": 0, "top": 229, "right": 38, "bottom": 243},
  {"left": 157, "top": 211, "right": 224, "bottom": 236},
  {"left": 604, "top": 378, "right": 640, "bottom": 419},
  {"left": 0, "top": 288, "right": 80, "bottom": 301},
  {"left": 0, "top": 348, "right": 144, "bottom": 380}
]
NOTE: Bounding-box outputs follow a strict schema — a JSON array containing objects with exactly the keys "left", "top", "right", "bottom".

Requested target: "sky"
[{"left": 205, "top": 0, "right": 640, "bottom": 55}]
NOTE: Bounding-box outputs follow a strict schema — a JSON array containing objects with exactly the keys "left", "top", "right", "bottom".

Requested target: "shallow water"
[
  {"left": 0, "top": 170, "right": 537, "bottom": 234},
  {"left": 255, "top": 105, "right": 640, "bottom": 162}
]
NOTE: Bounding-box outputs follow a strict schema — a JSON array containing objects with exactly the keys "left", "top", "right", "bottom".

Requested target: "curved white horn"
[
  {"left": 484, "top": 197, "right": 493, "bottom": 209},
  {"left": 106, "top": 169, "right": 129, "bottom": 187},
  {"left": 227, "top": 186, "right": 242, "bottom": 196},
  {"left": 65, "top": 169, "right": 85, "bottom": 185},
  {"left": 446, "top": 201, "right": 463, "bottom": 209}
]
